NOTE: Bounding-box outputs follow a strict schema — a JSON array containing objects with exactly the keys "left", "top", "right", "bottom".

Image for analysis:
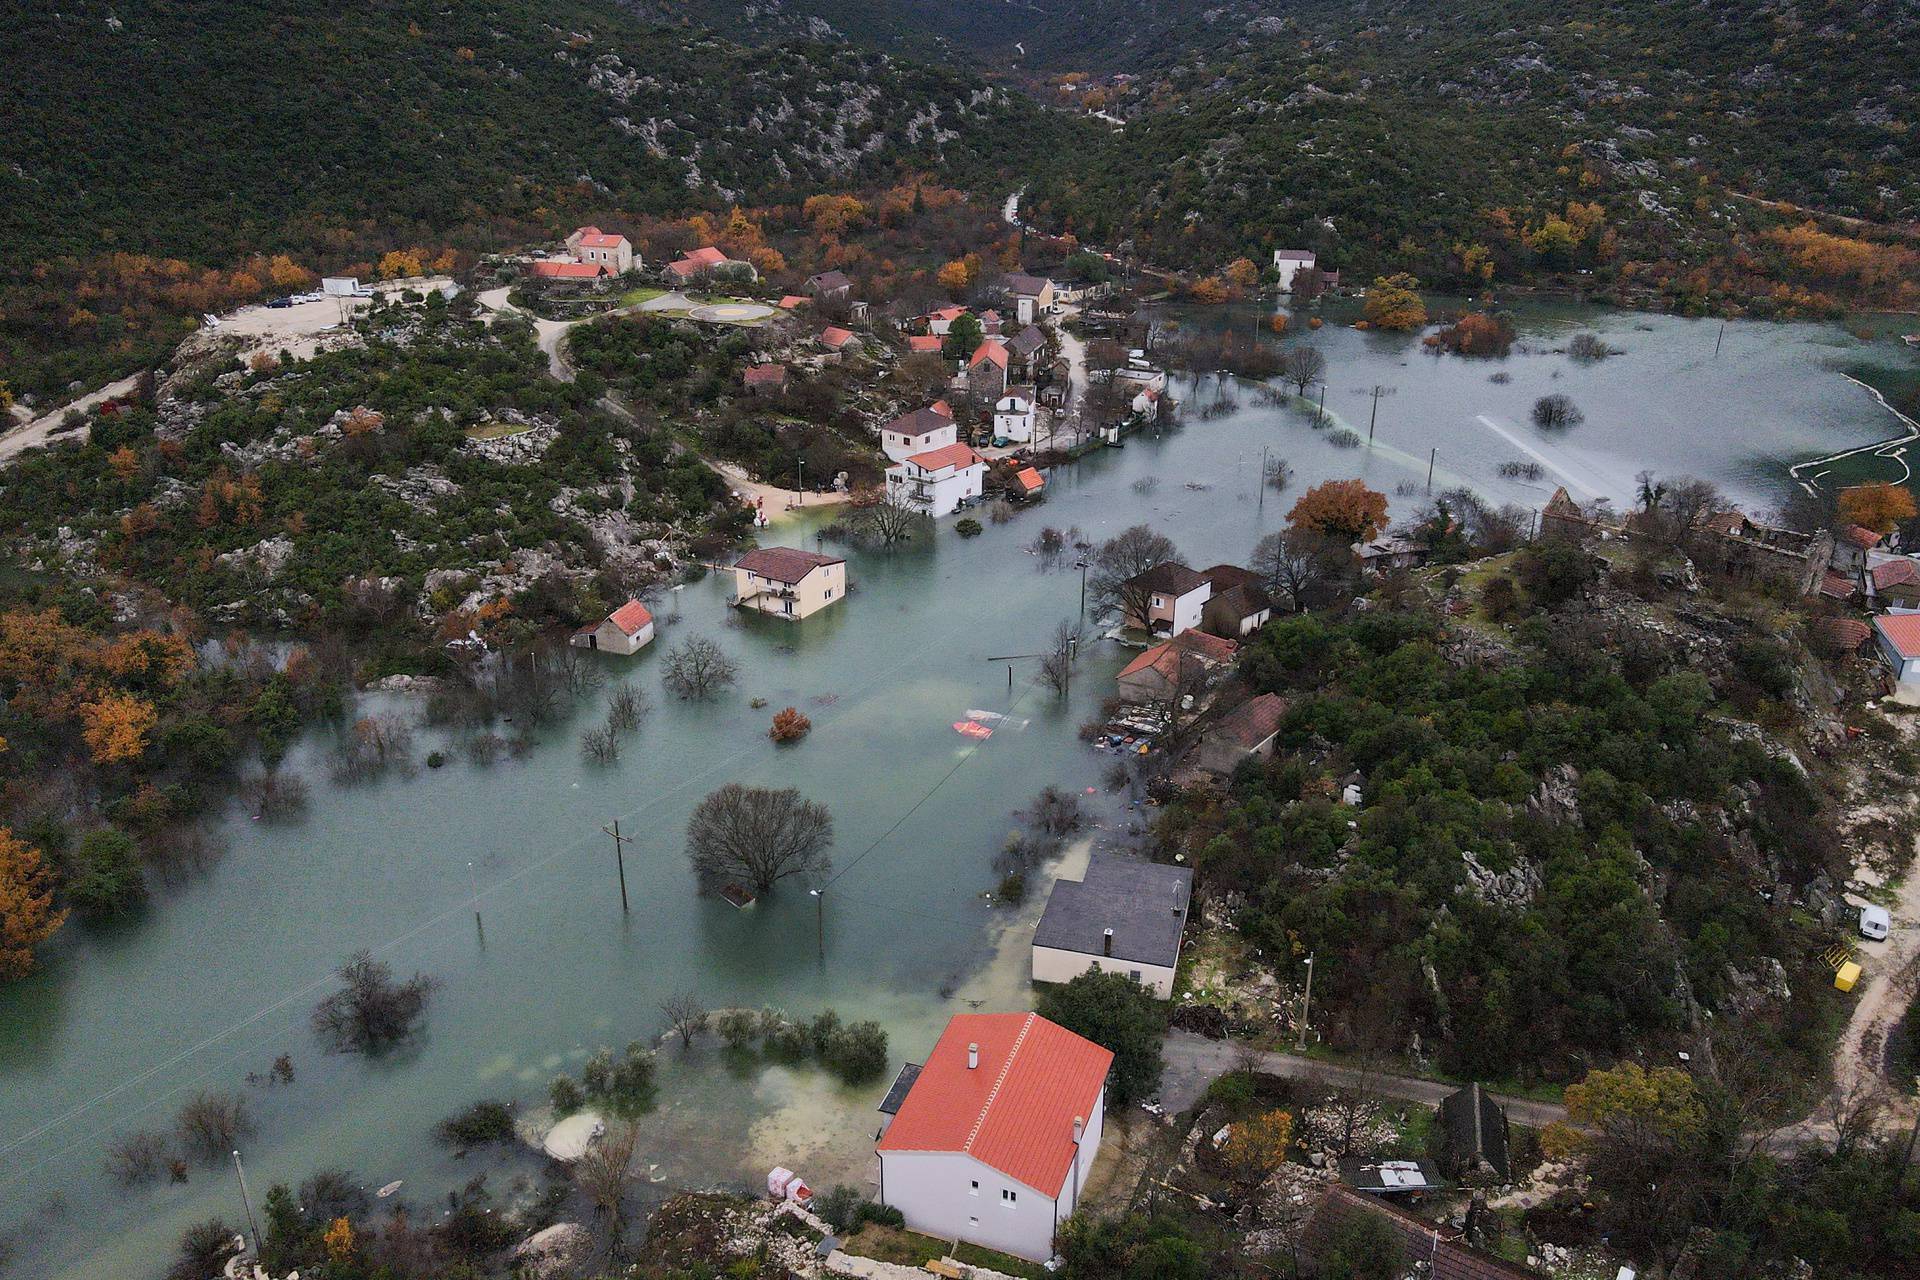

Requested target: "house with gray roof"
[{"left": 1032, "top": 855, "right": 1194, "bottom": 998}]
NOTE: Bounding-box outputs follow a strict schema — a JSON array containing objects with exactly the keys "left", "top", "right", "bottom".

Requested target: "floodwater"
[{"left": 0, "top": 302, "right": 1912, "bottom": 1278}]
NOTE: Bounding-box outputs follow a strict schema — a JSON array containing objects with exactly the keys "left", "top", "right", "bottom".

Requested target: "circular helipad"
[{"left": 689, "top": 302, "right": 777, "bottom": 324}]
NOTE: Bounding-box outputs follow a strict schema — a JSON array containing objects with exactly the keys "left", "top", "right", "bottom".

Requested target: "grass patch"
[
  {"left": 840, "top": 1224, "right": 945, "bottom": 1267},
  {"left": 619, "top": 286, "right": 669, "bottom": 306},
  {"left": 953, "top": 1241, "right": 1046, "bottom": 1278}
]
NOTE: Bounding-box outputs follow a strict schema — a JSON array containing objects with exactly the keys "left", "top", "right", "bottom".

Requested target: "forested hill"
[{"left": 0, "top": 0, "right": 1048, "bottom": 267}]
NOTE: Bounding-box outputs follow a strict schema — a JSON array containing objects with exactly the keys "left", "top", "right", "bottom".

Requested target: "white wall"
[
  {"left": 888, "top": 464, "right": 983, "bottom": 516},
  {"left": 1033, "top": 945, "right": 1178, "bottom": 999},
  {"left": 881, "top": 1092, "right": 1105, "bottom": 1263},
  {"left": 883, "top": 423, "right": 957, "bottom": 462}
]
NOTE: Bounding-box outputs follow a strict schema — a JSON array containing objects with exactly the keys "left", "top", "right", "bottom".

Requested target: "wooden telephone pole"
[{"left": 602, "top": 820, "right": 633, "bottom": 913}]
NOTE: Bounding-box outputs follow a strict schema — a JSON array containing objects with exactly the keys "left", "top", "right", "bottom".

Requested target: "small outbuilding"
[
  {"left": 570, "top": 599, "right": 654, "bottom": 655},
  {"left": 1438, "top": 1083, "right": 1512, "bottom": 1183},
  {"left": 1191, "top": 693, "right": 1287, "bottom": 776}
]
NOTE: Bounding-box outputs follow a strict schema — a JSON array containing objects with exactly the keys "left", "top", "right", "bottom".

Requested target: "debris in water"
[
  {"left": 954, "top": 721, "right": 993, "bottom": 740},
  {"left": 378, "top": 1180, "right": 404, "bottom": 1198}
]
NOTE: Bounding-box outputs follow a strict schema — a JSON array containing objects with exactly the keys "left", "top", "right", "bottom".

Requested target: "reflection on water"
[{"left": 0, "top": 302, "right": 1912, "bottom": 1277}]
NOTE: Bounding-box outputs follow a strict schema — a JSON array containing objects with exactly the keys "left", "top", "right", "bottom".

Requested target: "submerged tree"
[
  {"left": 1280, "top": 344, "right": 1327, "bottom": 396},
  {"left": 1091, "top": 524, "right": 1180, "bottom": 627},
  {"left": 686, "top": 784, "right": 833, "bottom": 895},
  {"left": 660, "top": 634, "right": 739, "bottom": 701},
  {"left": 1532, "top": 393, "right": 1584, "bottom": 430},
  {"left": 311, "top": 950, "right": 440, "bottom": 1054},
  {"left": 574, "top": 1120, "right": 640, "bottom": 1257}
]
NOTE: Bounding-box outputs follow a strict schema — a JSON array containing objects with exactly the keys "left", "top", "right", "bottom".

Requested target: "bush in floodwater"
[
  {"left": 549, "top": 1075, "right": 585, "bottom": 1115},
  {"left": 997, "top": 871, "right": 1028, "bottom": 904},
  {"left": 311, "top": 951, "right": 439, "bottom": 1054},
  {"left": 175, "top": 1090, "right": 255, "bottom": 1163},
  {"left": 769, "top": 707, "right": 812, "bottom": 743},
  {"left": 437, "top": 1100, "right": 516, "bottom": 1148},
  {"left": 714, "top": 1008, "right": 758, "bottom": 1049},
  {"left": 1567, "top": 333, "right": 1616, "bottom": 362},
  {"left": 168, "top": 1220, "right": 241, "bottom": 1280},
  {"left": 1326, "top": 428, "right": 1362, "bottom": 449},
  {"left": 105, "top": 1130, "right": 174, "bottom": 1186},
  {"left": 956, "top": 517, "right": 984, "bottom": 537},
  {"left": 824, "top": 1021, "right": 890, "bottom": 1085},
  {"left": 65, "top": 826, "right": 145, "bottom": 916}
]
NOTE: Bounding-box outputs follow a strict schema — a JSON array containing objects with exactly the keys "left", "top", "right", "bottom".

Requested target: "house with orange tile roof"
[
  {"left": 564, "top": 226, "right": 636, "bottom": 274},
  {"left": 1873, "top": 612, "right": 1920, "bottom": 684},
  {"left": 569, "top": 599, "right": 654, "bottom": 655},
  {"left": 819, "top": 325, "right": 860, "bottom": 353},
  {"left": 742, "top": 362, "right": 788, "bottom": 393},
  {"left": 876, "top": 1012, "right": 1111, "bottom": 1262},
  {"left": 664, "top": 245, "right": 755, "bottom": 283},
  {"left": 1115, "top": 630, "right": 1238, "bottom": 705},
  {"left": 907, "top": 334, "right": 944, "bottom": 355},
  {"left": 968, "top": 339, "right": 1010, "bottom": 396},
  {"left": 529, "top": 260, "right": 610, "bottom": 281},
  {"left": 922, "top": 305, "right": 968, "bottom": 335},
  {"left": 886, "top": 441, "right": 987, "bottom": 516}
]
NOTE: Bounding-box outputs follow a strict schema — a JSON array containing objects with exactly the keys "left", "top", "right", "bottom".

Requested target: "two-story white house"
[
  {"left": 1032, "top": 855, "right": 1194, "bottom": 998},
  {"left": 1122, "top": 562, "right": 1211, "bottom": 636},
  {"left": 1273, "top": 249, "right": 1317, "bottom": 293},
  {"left": 993, "top": 389, "right": 1037, "bottom": 444},
  {"left": 879, "top": 405, "right": 958, "bottom": 463},
  {"left": 876, "top": 1012, "right": 1111, "bottom": 1263},
  {"left": 887, "top": 442, "right": 986, "bottom": 516}
]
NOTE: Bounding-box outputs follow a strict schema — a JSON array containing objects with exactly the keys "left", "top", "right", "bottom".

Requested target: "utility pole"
[
  {"left": 1714, "top": 320, "right": 1727, "bottom": 358},
  {"left": 1076, "top": 559, "right": 1089, "bottom": 621},
  {"left": 232, "top": 1150, "right": 262, "bottom": 1255},
  {"left": 1315, "top": 381, "right": 1327, "bottom": 427},
  {"left": 602, "top": 819, "right": 633, "bottom": 913},
  {"left": 795, "top": 457, "right": 804, "bottom": 507},
  {"left": 1367, "top": 384, "right": 1395, "bottom": 444},
  {"left": 1258, "top": 445, "right": 1268, "bottom": 514},
  {"left": 810, "top": 887, "right": 825, "bottom": 961},
  {"left": 467, "top": 859, "right": 482, "bottom": 937},
  {"left": 1295, "top": 954, "right": 1316, "bottom": 1051},
  {"left": 1427, "top": 448, "right": 1437, "bottom": 495}
]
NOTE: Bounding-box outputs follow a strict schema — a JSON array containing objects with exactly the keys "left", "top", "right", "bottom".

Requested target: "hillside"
[{"left": 0, "top": 0, "right": 1059, "bottom": 399}]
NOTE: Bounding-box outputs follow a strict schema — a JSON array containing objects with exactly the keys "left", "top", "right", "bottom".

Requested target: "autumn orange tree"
[
  {"left": 81, "top": 693, "right": 158, "bottom": 765},
  {"left": 1221, "top": 1108, "right": 1293, "bottom": 1182},
  {"left": 1837, "top": 481, "right": 1916, "bottom": 534},
  {"left": 0, "top": 828, "right": 67, "bottom": 980},
  {"left": 1362, "top": 273, "right": 1428, "bottom": 330},
  {"left": 1289, "top": 479, "right": 1389, "bottom": 542}
]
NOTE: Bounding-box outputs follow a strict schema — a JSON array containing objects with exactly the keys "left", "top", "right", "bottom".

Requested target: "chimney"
[
  {"left": 1102, "top": 928, "right": 1114, "bottom": 957},
  {"left": 1072, "top": 1116, "right": 1084, "bottom": 1142},
  {"left": 967, "top": 1042, "right": 979, "bottom": 1070}
]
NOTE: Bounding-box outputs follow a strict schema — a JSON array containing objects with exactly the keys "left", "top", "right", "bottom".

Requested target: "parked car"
[
  {"left": 266, "top": 297, "right": 293, "bottom": 309},
  {"left": 1861, "top": 904, "right": 1891, "bottom": 941}
]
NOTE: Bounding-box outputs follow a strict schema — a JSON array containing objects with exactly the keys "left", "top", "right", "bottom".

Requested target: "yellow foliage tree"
[
  {"left": 1362, "top": 274, "right": 1428, "bottom": 331},
  {"left": 266, "top": 255, "right": 313, "bottom": 289},
  {"left": 1289, "top": 478, "right": 1390, "bottom": 542},
  {"left": 108, "top": 446, "right": 140, "bottom": 480},
  {"left": 323, "top": 1216, "right": 356, "bottom": 1264},
  {"left": 1188, "top": 276, "right": 1229, "bottom": 304},
  {"left": 1221, "top": 1108, "right": 1294, "bottom": 1181},
  {"left": 1224, "top": 257, "right": 1260, "bottom": 292},
  {"left": 802, "top": 194, "right": 866, "bottom": 237},
  {"left": 377, "top": 249, "right": 423, "bottom": 280},
  {"left": 0, "top": 827, "right": 66, "bottom": 981},
  {"left": 1563, "top": 1062, "right": 1705, "bottom": 1148},
  {"left": 81, "top": 693, "right": 156, "bottom": 765},
  {"left": 936, "top": 256, "right": 977, "bottom": 296},
  {"left": 749, "top": 245, "right": 787, "bottom": 276},
  {"left": 1838, "top": 481, "right": 1917, "bottom": 533}
]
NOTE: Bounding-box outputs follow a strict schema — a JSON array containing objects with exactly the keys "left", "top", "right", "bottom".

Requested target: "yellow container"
[{"left": 1835, "top": 961, "right": 1862, "bottom": 992}]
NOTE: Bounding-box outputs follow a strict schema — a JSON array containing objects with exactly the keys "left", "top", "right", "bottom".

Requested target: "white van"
[{"left": 1861, "top": 904, "right": 1891, "bottom": 941}]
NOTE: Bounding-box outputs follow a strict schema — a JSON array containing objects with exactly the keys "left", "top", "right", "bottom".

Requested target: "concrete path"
[
  {"left": 1158, "top": 1031, "right": 1571, "bottom": 1131},
  {"left": 476, "top": 285, "right": 576, "bottom": 381}
]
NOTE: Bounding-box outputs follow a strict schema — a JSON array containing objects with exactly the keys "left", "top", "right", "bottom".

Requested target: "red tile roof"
[
  {"left": 743, "top": 363, "right": 788, "bottom": 386},
  {"left": 1118, "top": 630, "right": 1239, "bottom": 678},
  {"left": 877, "top": 1012, "right": 1111, "bottom": 1197},
  {"left": 930, "top": 399, "right": 953, "bottom": 418},
  {"left": 1821, "top": 571, "right": 1860, "bottom": 600},
  {"left": 575, "top": 228, "right": 627, "bottom": 249},
  {"left": 1814, "top": 616, "right": 1872, "bottom": 651},
  {"left": 530, "top": 260, "right": 606, "bottom": 279},
  {"left": 1845, "top": 525, "right": 1885, "bottom": 549},
  {"left": 820, "top": 326, "right": 856, "bottom": 349},
  {"left": 1210, "top": 693, "right": 1287, "bottom": 750},
  {"left": 970, "top": 341, "right": 1009, "bottom": 369},
  {"left": 928, "top": 306, "right": 967, "bottom": 323},
  {"left": 1874, "top": 558, "right": 1920, "bottom": 589},
  {"left": 908, "top": 335, "right": 943, "bottom": 353},
  {"left": 1875, "top": 613, "right": 1920, "bottom": 659},
  {"left": 779, "top": 295, "right": 809, "bottom": 309},
  {"left": 735, "top": 546, "right": 844, "bottom": 583},
  {"left": 1014, "top": 466, "right": 1045, "bottom": 493},
  {"left": 608, "top": 599, "right": 653, "bottom": 635},
  {"left": 904, "top": 442, "right": 985, "bottom": 473},
  {"left": 667, "top": 246, "right": 733, "bottom": 276}
]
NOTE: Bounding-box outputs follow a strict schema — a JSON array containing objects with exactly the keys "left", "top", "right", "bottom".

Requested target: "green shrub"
[
  {"left": 65, "top": 827, "right": 145, "bottom": 915},
  {"left": 825, "top": 1020, "right": 890, "bottom": 1085},
  {"left": 956, "top": 517, "right": 984, "bottom": 537},
  {"left": 436, "top": 1100, "right": 515, "bottom": 1147}
]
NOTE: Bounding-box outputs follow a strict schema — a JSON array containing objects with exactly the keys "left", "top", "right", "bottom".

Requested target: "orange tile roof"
[
  {"left": 904, "top": 442, "right": 984, "bottom": 472},
  {"left": 1118, "top": 630, "right": 1238, "bottom": 678},
  {"left": 821, "top": 326, "right": 856, "bottom": 348},
  {"left": 877, "top": 1012, "right": 1111, "bottom": 1196},
  {"left": 531, "top": 260, "right": 606, "bottom": 278},
  {"left": 686, "top": 246, "right": 728, "bottom": 266},
  {"left": 908, "top": 335, "right": 943, "bottom": 353},
  {"left": 608, "top": 599, "right": 653, "bottom": 635},
  {"left": 743, "top": 363, "right": 788, "bottom": 386},
  {"left": 779, "top": 295, "right": 809, "bottom": 309},
  {"left": 1015, "top": 466, "right": 1045, "bottom": 492},
  {"left": 930, "top": 399, "right": 953, "bottom": 418},
  {"left": 970, "top": 340, "right": 1009, "bottom": 368},
  {"left": 1875, "top": 612, "right": 1920, "bottom": 659},
  {"left": 1875, "top": 558, "right": 1920, "bottom": 589},
  {"left": 575, "top": 228, "right": 626, "bottom": 248}
]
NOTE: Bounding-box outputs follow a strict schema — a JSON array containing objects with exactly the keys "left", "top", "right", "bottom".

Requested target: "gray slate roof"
[
  {"left": 1006, "top": 325, "right": 1047, "bottom": 359},
  {"left": 878, "top": 1061, "right": 922, "bottom": 1115},
  {"left": 1127, "top": 561, "right": 1208, "bottom": 597},
  {"left": 1033, "top": 855, "right": 1194, "bottom": 969}
]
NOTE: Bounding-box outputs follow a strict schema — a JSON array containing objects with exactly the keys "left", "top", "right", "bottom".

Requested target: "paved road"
[
  {"left": 0, "top": 373, "right": 143, "bottom": 463},
  {"left": 1159, "top": 1031, "right": 1571, "bottom": 1130}
]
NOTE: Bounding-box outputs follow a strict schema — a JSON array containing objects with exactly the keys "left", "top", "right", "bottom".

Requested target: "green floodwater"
[{"left": 0, "top": 302, "right": 1914, "bottom": 1279}]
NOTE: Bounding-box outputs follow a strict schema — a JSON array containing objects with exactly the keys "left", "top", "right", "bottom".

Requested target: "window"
[
  {"left": 1001, "top": 1188, "right": 1018, "bottom": 1206},
  {"left": 969, "top": 1180, "right": 979, "bottom": 1196},
  {"left": 1129, "top": 969, "right": 1142, "bottom": 982},
  {"left": 1151, "top": 595, "right": 1164, "bottom": 608}
]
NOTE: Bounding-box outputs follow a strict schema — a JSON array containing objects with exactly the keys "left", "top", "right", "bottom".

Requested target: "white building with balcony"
[{"left": 886, "top": 442, "right": 986, "bottom": 517}]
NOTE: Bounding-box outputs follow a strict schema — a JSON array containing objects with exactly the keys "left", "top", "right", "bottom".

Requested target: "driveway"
[{"left": 1158, "top": 1031, "right": 1571, "bottom": 1131}]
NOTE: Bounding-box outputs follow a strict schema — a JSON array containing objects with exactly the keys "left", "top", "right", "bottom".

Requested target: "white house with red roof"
[
  {"left": 569, "top": 599, "right": 654, "bottom": 655},
  {"left": 923, "top": 305, "right": 969, "bottom": 335},
  {"left": 880, "top": 405, "right": 958, "bottom": 463},
  {"left": 665, "top": 245, "right": 755, "bottom": 283},
  {"left": 886, "top": 441, "right": 986, "bottom": 516},
  {"left": 876, "top": 1012, "right": 1111, "bottom": 1262},
  {"left": 564, "top": 227, "right": 636, "bottom": 274},
  {"left": 1873, "top": 613, "right": 1920, "bottom": 686}
]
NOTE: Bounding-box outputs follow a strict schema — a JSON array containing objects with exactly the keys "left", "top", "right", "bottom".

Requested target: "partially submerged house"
[
  {"left": 1191, "top": 692, "right": 1287, "bottom": 777},
  {"left": 732, "top": 547, "right": 847, "bottom": 621},
  {"left": 1031, "top": 855, "right": 1194, "bottom": 998},
  {"left": 569, "top": 599, "right": 654, "bottom": 655},
  {"left": 876, "top": 1012, "right": 1111, "bottom": 1263},
  {"left": 1115, "top": 630, "right": 1238, "bottom": 705},
  {"left": 886, "top": 442, "right": 987, "bottom": 516},
  {"left": 1199, "top": 564, "right": 1273, "bottom": 638},
  {"left": 1009, "top": 466, "right": 1046, "bottom": 502},
  {"left": 1123, "top": 562, "right": 1211, "bottom": 636},
  {"left": 1272, "top": 249, "right": 1317, "bottom": 293}
]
